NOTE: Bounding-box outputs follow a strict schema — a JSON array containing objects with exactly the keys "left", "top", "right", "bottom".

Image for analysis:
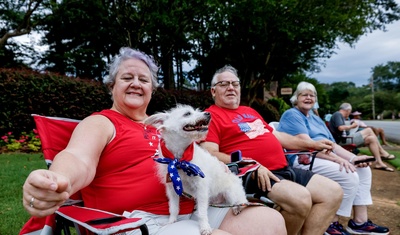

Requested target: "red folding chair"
[{"left": 20, "top": 114, "right": 149, "bottom": 235}]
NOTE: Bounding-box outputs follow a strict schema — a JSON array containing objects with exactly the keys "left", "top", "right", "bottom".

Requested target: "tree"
[
  {"left": 345, "top": 85, "right": 374, "bottom": 118},
  {"left": 0, "top": 0, "right": 48, "bottom": 48},
  {"left": 372, "top": 61, "right": 400, "bottom": 92},
  {"left": 193, "top": 0, "right": 400, "bottom": 97},
  {"left": 37, "top": 0, "right": 123, "bottom": 80},
  {"left": 2, "top": 0, "right": 400, "bottom": 94},
  {"left": 325, "top": 82, "right": 357, "bottom": 110},
  {"left": 0, "top": 0, "right": 50, "bottom": 67}
]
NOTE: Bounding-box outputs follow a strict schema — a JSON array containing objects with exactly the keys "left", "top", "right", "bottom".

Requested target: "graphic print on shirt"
[
  {"left": 234, "top": 113, "right": 270, "bottom": 139},
  {"left": 143, "top": 126, "right": 159, "bottom": 148}
]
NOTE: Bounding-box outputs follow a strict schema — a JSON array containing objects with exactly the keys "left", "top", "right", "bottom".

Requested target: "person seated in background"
[
  {"left": 21, "top": 48, "right": 287, "bottom": 235},
  {"left": 279, "top": 81, "right": 390, "bottom": 235},
  {"left": 350, "top": 111, "right": 391, "bottom": 146},
  {"left": 324, "top": 113, "right": 332, "bottom": 122},
  {"left": 329, "top": 103, "right": 395, "bottom": 172},
  {"left": 311, "top": 101, "right": 320, "bottom": 116},
  {"left": 200, "top": 65, "right": 343, "bottom": 235}
]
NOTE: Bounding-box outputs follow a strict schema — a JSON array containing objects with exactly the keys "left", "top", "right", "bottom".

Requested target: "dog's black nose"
[{"left": 204, "top": 112, "right": 211, "bottom": 117}]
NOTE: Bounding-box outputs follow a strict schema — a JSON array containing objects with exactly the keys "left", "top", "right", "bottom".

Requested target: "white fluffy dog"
[{"left": 144, "top": 104, "right": 248, "bottom": 235}]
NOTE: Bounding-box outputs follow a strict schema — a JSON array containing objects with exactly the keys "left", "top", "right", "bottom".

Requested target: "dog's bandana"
[{"left": 154, "top": 141, "right": 205, "bottom": 196}]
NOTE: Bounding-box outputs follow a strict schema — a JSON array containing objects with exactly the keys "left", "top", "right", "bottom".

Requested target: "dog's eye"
[{"left": 183, "top": 112, "right": 191, "bottom": 117}]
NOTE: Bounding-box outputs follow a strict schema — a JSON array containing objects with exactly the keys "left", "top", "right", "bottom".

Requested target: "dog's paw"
[
  {"left": 168, "top": 217, "right": 177, "bottom": 224},
  {"left": 232, "top": 205, "right": 243, "bottom": 215},
  {"left": 200, "top": 226, "right": 213, "bottom": 235}
]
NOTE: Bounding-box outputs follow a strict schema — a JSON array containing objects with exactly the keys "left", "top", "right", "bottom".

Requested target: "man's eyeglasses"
[
  {"left": 214, "top": 81, "right": 240, "bottom": 88},
  {"left": 299, "top": 93, "right": 316, "bottom": 98}
]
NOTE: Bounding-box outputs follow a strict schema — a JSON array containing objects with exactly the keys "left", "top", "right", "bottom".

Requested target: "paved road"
[{"left": 363, "top": 120, "right": 400, "bottom": 144}]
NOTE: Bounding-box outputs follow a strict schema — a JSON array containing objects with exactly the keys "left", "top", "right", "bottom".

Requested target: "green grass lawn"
[
  {"left": 0, "top": 153, "right": 46, "bottom": 235},
  {"left": 358, "top": 148, "right": 400, "bottom": 170},
  {"left": 1, "top": 149, "right": 399, "bottom": 234}
]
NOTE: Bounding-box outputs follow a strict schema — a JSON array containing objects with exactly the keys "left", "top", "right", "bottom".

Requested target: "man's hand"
[
  {"left": 256, "top": 166, "right": 280, "bottom": 192},
  {"left": 350, "top": 122, "right": 358, "bottom": 129},
  {"left": 313, "top": 139, "right": 334, "bottom": 153}
]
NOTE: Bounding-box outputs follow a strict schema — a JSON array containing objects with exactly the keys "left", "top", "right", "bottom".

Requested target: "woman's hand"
[
  {"left": 256, "top": 166, "right": 280, "bottom": 192},
  {"left": 351, "top": 155, "right": 374, "bottom": 168},
  {"left": 333, "top": 156, "right": 357, "bottom": 173},
  {"left": 22, "top": 169, "right": 71, "bottom": 217}
]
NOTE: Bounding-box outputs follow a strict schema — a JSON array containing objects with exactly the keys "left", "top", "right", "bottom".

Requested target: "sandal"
[
  {"left": 374, "top": 166, "right": 394, "bottom": 172},
  {"left": 381, "top": 154, "right": 396, "bottom": 160}
]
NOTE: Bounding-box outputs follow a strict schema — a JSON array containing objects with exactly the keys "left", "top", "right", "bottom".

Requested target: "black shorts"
[
  {"left": 244, "top": 166, "right": 314, "bottom": 196},
  {"left": 271, "top": 166, "right": 314, "bottom": 186}
]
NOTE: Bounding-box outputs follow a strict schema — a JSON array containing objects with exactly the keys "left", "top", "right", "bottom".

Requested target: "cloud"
[{"left": 315, "top": 19, "right": 400, "bottom": 86}]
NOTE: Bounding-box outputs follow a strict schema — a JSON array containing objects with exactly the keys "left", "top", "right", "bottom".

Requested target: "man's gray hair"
[
  {"left": 211, "top": 65, "right": 239, "bottom": 86},
  {"left": 103, "top": 47, "right": 159, "bottom": 92},
  {"left": 339, "top": 103, "right": 352, "bottom": 110},
  {"left": 290, "top": 81, "right": 318, "bottom": 105}
]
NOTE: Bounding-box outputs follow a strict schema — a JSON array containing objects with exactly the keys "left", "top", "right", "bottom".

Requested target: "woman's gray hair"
[
  {"left": 103, "top": 47, "right": 159, "bottom": 91},
  {"left": 290, "top": 81, "right": 318, "bottom": 105},
  {"left": 211, "top": 65, "right": 239, "bottom": 86}
]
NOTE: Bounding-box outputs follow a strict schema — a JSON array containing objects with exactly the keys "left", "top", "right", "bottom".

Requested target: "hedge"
[{"left": 0, "top": 68, "right": 279, "bottom": 138}]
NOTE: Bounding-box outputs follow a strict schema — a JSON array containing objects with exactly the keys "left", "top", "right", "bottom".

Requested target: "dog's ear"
[{"left": 144, "top": 113, "right": 169, "bottom": 128}]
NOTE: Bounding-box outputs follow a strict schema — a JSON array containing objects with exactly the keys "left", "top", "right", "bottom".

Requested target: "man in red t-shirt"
[{"left": 201, "top": 65, "right": 343, "bottom": 235}]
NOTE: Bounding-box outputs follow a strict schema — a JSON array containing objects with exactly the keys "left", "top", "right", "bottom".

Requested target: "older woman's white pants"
[{"left": 292, "top": 156, "right": 372, "bottom": 217}]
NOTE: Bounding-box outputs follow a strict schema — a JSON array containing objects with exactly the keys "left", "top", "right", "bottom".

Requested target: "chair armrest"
[
  {"left": 56, "top": 205, "right": 149, "bottom": 235},
  {"left": 284, "top": 150, "right": 319, "bottom": 171},
  {"left": 340, "top": 136, "right": 354, "bottom": 144},
  {"left": 227, "top": 160, "right": 275, "bottom": 208}
]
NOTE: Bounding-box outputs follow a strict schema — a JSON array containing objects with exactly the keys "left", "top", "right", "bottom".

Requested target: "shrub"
[
  {"left": 1, "top": 68, "right": 279, "bottom": 142},
  {"left": 0, "top": 68, "right": 112, "bottom": 135},
  {"left": 0, "top": 130, "right": 41, "bottom": 153}
]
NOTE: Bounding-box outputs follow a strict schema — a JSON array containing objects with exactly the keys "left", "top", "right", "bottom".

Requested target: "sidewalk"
[{"left": 382, "top": 144, "right": 400, "bottom": 151}]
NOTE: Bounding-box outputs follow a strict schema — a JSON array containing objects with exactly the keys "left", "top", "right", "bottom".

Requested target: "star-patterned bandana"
[{"left": 154, "top": 140, "right": 205, "bottom": 196}]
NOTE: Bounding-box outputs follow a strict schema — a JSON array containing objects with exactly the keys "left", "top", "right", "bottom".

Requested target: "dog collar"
[
  {"left": 160, "top": 140, "right": 194, "bottom": 161},
  {"left": 154, "top": 142, "right": 205, "bottom": 196}
]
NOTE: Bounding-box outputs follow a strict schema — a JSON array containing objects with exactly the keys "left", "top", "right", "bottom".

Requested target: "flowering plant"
[{"left": 0, "top": 130, "right": 41, "bottom": 153}]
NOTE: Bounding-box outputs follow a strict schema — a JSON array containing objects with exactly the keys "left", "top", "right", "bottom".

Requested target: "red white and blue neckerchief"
[{"left": 153, "top": 140, "right": 205, "bottom": 196}]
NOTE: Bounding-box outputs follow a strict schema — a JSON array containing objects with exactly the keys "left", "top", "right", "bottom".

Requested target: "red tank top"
[{"left": 80, "top": 109, "right": 195, "bottom": 215}]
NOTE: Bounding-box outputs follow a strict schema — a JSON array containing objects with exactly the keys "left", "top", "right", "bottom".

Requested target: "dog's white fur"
[{"left": 144, "top": 104, "right": 248, "bottom": 235}]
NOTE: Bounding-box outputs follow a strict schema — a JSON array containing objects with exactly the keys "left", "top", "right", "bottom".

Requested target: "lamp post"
[{"left": 371, "top": 76, "right": 375, "bottom": 120}]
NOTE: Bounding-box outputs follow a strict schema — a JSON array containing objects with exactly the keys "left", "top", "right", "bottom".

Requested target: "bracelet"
[{"left": 349, "top": 156, "right": 356, "bottom": 163}]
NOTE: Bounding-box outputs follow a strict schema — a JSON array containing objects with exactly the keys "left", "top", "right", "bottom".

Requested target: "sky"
[{"left": 313, "top": 19, "right": 400, "bottom": 87}]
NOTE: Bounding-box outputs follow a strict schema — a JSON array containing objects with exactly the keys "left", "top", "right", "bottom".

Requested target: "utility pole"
[{"left": 371, "top": 76, "right": 375, "bottom": 120}]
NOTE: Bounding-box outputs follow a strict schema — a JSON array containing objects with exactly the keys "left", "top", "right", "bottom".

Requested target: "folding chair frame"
[
  {"left": 325, "top": 121, "right": 359, "bottom": 154},
  {"left": 27, "top": 114, "right": 149, "bottom": 235}
]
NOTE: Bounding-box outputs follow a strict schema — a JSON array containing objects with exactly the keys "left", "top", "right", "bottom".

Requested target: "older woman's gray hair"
[
  {"left": 103, "top": 47, "right": 159, "bottom": 92},
  {"left": 290, "top": 81, "right": 318, "bottom": 105}
]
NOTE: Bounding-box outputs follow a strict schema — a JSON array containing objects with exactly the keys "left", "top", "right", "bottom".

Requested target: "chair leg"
[
  {"left": 309, "top": 152, "right": 317, "bottom": 171},
  {"left": 55, "top": 214, "right": 71, "bottom": 235},
  {"left": 140, "top": 224, "right": 149, "bottom": 235}
]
